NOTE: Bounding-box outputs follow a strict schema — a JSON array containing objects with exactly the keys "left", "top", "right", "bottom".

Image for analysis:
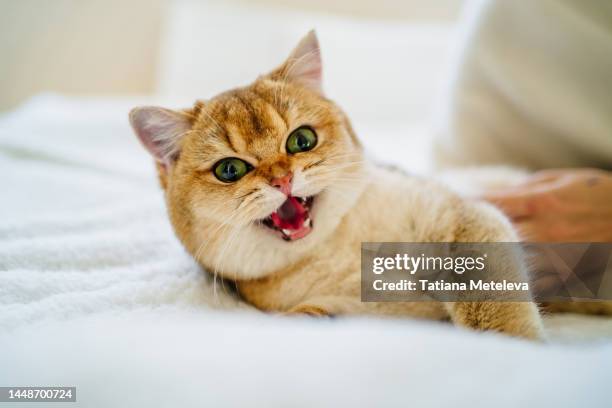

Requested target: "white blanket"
[{"left": 1, "top": 95, "right": 612, "bottom": 407}]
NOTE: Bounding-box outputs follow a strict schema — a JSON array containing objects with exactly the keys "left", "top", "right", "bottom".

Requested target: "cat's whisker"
[
  {"left": 305, "top": 169, "right": 365, "bottom": 181},
  {"left": 305, "top": 156, "right": 365, "bottom": 166},
  {"left": 236, "top": 188, "right": 259, "bottom": 200},
  {"left": 191, "top": 221, "right": 237, "bottom": 303},
  {"left": 209, "top": 204, "right": 262, "bottom": 288},
  {"left": 208, "top": 212, "right": 252, "bottom": 291},
  {"left": 302, "top": 158, "right": 326, "bottom": 171},
  {"left": 301, "top": 158, "right": 363, "bottom": 173},
  {"left": 315, "top": 156, "right": 365, "bottom": 164},
  {"left": 305, "top": 166, "right": 364, "bottom": 177},
  {"left": 321, "top": 153, "right": 364, "bottom": 161},
  {"left": 302, "top": 169, "right": 362, "bottom": 181},
  {"left": 303, "top": 172, "right": 365, "bottom": 184},
  {"left": 211, "top": 225, "right": 240, "bottom": 297},
  {"left": 237, "top": 191, "right": 265, "bottom": 211},
  {"left": 300, "top": 166, "right": 363, "bottom": 181},
  {"left": 192, "top": 200, "right": 256, "bottom": 272},
  {"left": 213, "top": 227, "right": 243, "bottom": 296}
]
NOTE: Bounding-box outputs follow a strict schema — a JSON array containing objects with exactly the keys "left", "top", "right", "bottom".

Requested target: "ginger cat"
[{"left": 129, "top": 31, "right": 549, "bottom": 339}]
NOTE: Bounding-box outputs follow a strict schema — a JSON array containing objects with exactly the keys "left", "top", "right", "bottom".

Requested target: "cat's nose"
[{"left": 271, "top": 173, "right": 293, "bottom": 196}]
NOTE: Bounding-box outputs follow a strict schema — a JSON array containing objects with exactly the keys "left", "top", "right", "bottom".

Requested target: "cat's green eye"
[
  {"left": 213, "top": 158, "right": 251, "bottom": 183},
  {"left": 286, "top": 126, "right": 317, "bottom": 154}
]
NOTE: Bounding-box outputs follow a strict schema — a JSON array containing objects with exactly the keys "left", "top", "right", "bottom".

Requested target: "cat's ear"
[
  {"left": 270, "top": 30, "right": 322, "bottom": 92},
  {"left": 129, "top": 106, "right": 194, "bottom": 166}
]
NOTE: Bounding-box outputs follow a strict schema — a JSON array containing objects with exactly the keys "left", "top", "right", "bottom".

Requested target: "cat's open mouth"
[{"left": 261, "top": 195, "right": 314, "bottom": 241}]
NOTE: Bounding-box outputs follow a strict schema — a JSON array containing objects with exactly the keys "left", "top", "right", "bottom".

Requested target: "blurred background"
[{"left": 0, "top": 0, "right": 464, "bottom": 124}]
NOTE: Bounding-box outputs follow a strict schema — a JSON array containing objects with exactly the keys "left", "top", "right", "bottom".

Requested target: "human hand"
[{"left": 483, "top": 169, "right": 612, "bottom": 242}]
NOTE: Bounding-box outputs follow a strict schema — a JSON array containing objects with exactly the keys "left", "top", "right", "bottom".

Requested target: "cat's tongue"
[{"left": 270, "top": 196, "right": 308, "bottom": 230}]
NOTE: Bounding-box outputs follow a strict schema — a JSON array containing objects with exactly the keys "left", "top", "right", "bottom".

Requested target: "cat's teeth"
[
  {"left": 282, "top": 229, "right": 291, "bottom": 235},
  {"left": 304, "top": 218, "right": 311, "bottom": 227}
]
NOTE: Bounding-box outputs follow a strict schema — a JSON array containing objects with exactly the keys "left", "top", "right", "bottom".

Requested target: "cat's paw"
[
  {"left": 286, "top": 304, "right": 331, "bottom": 317},
  {"left": 495, "top": 317, "right": 544, "bottom": 341},
  {"left": 451, "top": 301, "right": 544, "bottom": 341}
]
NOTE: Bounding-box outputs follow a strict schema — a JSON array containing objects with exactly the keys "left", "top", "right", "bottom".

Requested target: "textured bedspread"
[{"left": 1, "top": 96, "right": 611, "bottom": 407}]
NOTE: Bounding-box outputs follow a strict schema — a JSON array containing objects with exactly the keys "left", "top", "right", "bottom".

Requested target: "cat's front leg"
[
  {"left": 287, "top": 304, "right": 331, "bottom": 317},
  {"left": 447, "top": 201, "right": 544, "bottom": 340},
  {"left": 446, "top": 301, "right": 542, "bottom": 340},
  {"left": 285, "top": 295, "right": 366, "bottom": 318}
]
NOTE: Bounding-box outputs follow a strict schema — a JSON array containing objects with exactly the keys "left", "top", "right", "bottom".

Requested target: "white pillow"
[{"left": 156, "top": 0, "right": 454, "bottom": 124}]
